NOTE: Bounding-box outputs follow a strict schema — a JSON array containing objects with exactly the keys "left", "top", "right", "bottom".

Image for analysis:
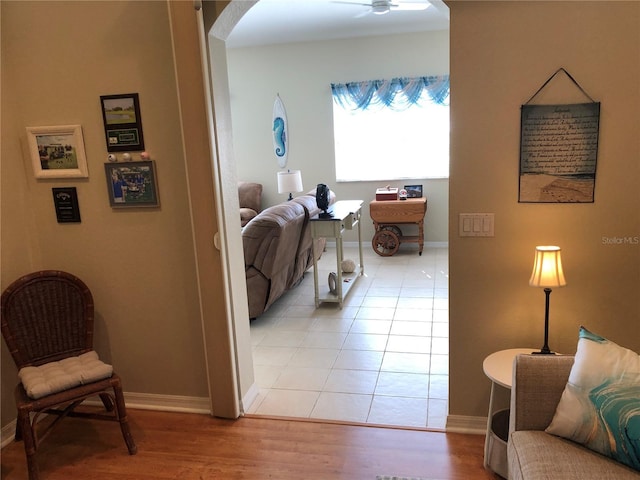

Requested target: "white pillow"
[{"left": 546, "top": 326, "right": 640, "bottom": 471}]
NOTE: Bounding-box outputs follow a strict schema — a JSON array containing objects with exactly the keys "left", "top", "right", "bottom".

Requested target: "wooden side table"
[
  {"left": 369, "top": 197, "right": 427, "bottom": 256},
  {"left": 482, "top": 348, "right": 535, "bottom": 478}
]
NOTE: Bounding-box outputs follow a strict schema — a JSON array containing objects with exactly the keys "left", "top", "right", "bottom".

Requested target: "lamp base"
[{"left": 532, "top": 288, "right": 555, "bottom": 355}]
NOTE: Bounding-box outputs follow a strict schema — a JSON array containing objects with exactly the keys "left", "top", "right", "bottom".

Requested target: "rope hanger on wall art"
[
  {"left": 524, "top": 67, "right": 597, "bottom": 105},
  {"left": 518, "top": 67, "right": 601, "bottom": 204}
]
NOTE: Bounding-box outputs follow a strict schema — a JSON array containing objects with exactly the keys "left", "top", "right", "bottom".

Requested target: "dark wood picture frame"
[{"left": 100, "top": 93, "right": 145, "bottom": 152}]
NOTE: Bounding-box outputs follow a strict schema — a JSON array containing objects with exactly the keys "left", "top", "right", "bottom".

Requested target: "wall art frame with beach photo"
[
  {"left": 518, "top": 102, "right": 600, "bottom": 203},
  {"left": 518, "top": 68, "right": 600, "bottom": 203},
  {"left": 100, "top": 93, "right": 145, "bottom": 152},
  {"left": 26, "top": 125, "right": 89, "bottom": 179},
  {"left": 104, "top": 161, "right": 159, "bottom": 208}
]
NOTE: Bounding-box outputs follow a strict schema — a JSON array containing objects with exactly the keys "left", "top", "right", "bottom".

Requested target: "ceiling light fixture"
[{"left": 372, "top": 1, "right": 390, "bottom": 15}]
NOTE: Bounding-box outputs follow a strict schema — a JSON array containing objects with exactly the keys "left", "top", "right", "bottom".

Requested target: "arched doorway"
[{"left": 199, "top": 1, "right": 450, "bottom": 425}]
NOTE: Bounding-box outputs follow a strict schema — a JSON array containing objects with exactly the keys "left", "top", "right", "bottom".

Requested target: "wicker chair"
[{"left": 0, "top": 270, "right": 137, "bottom": 480}]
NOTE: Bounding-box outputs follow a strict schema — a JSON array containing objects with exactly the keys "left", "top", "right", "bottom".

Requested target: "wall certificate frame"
[{"left": 100, "top": 93, "right": 145, "bottom": 152}]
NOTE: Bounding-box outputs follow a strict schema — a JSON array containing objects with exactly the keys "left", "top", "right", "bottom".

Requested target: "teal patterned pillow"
[{"left": 546, "top": 326, "right": 640, "bottom": 471}]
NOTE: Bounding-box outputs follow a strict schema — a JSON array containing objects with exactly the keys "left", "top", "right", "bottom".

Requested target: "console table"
[{"left": 310, "top": 200, "right": 364, "bottom": 308}]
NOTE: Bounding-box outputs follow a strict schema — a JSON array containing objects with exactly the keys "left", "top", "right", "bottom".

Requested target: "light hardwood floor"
[{"left": 1, "top": 408, "right": 499, "bottom": 479}]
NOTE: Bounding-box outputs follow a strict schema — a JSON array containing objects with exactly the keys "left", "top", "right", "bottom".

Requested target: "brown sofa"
[
  {"left": 242, "top": 190, "right": 335, "bottom": 319},
  {"left": 238, "top": 181, "right": 263, "bottom": 227},
  {"left": 508, "top": 354, "right": 640, "bottom": 479}
]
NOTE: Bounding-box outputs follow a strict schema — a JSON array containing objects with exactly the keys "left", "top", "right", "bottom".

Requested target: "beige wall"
[
  {"left": 0, "top": 1, "right": 210, "bottom": 427},
  {"left": 448, "top": 1, "right": 640, "bottom": 419},
  {"left": 226, "top": 30, "right": 450, "bottom": 244}
]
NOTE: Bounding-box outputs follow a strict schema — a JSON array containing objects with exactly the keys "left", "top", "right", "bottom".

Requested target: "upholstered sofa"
[
  {"left": 238, "top": 181, "right": 263, "bottom": 227},
  {"left": 242, "top": 190, "right": 335, "bottom": 319},
  {"left": 508, "top": 354, "right": 640, "bottom": 480}
]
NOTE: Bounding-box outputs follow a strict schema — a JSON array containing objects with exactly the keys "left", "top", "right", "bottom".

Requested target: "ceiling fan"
[{"left": 333, "top": 0, "right": 430, "bottom": 16}]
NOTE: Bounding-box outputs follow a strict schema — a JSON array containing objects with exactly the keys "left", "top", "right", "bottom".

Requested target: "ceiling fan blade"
[
  {"left": 391, "top": 3, "right": 430, "bottom": 11},
  {"left": 331, "top": 1, "right": 373, "bottom": 6}
]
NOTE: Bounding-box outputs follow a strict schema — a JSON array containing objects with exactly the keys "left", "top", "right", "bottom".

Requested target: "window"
[{"left": 331, "top": 76, "right": 449, "bottom": 182}]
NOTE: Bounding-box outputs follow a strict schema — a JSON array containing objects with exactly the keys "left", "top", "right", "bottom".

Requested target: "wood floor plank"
[{"left": 1, "top": 409, "right": 499, "bottom": 479}]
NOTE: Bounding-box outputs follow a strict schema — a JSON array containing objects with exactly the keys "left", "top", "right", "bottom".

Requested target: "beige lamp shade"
[
  {"left": 277, "top": 170, "right": 303, "bottom": 196},
  {"left": 529, "top": 246, "right": 567, "bottom": 288}
]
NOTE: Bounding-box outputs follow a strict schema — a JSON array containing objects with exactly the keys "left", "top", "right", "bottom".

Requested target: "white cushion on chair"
[{"left": 18, "top": 351, "right": 113, "bottom": 399}]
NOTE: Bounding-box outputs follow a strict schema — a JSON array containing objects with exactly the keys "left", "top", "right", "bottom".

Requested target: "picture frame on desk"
[{"left": 404, "top": 184, "right": 423, "bottom": 198}]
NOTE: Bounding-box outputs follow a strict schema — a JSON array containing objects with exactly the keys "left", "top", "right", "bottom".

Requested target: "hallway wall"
[
  {"left": 1, "top": 0, "right": 210, "bottom": 427},
  {"left": 448, "top": 0, "right": 640, "bottom": 422}
]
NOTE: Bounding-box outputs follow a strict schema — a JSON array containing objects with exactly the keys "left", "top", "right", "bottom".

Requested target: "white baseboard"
[
  {"left": 1, "top": 420, "right": 17, "bottom": 448},
  {"left": 241, "top": 383, "right": 261, "bottom": 414},
  {"left": 1, "top": 392, "right": 211, "bottom": 448},
  {"left": 446, "top": 414, "right": 488, "bottom": 435},
  {"left": 120, "top": 392, "right": 211, "bottom": 414},
  {"left": 333, "top": 241, "right": 449, "bottom": 249}
]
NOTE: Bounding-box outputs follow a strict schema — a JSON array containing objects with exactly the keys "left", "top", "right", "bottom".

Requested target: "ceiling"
[{"left": 225, "top": 0, "right": 450, "bottom": 48}]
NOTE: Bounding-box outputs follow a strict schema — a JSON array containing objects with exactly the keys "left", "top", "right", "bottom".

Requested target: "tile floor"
[{"left": 246, "top": 243, "right": 449, "bottom": 430}]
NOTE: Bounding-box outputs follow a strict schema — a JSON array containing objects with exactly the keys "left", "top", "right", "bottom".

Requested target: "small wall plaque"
[{"left": 52, "top": 187, "right": 81, "bottom": 223}]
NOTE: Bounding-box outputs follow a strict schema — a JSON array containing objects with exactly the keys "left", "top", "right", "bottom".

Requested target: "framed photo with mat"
[
  {"left": 100, "top": 93, "right": 145, "bottom": 152},
  {"left": 104, "top": 161, "right": 159, "bottom": 208},
  {"left": 26, "top": 125, "right": 89, "bottom": 179}
]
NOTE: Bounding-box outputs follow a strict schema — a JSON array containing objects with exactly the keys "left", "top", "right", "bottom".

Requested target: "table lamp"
[
  {"left": 529, "top": 245, "right": 566, "bottom": 354},
  {"left": 277, "top": 169, "right": 303, "bottom": 201}
]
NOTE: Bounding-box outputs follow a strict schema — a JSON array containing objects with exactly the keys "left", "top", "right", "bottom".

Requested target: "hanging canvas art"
[{"left": 518, "top": 69, "right": 600, "bottom": 203}]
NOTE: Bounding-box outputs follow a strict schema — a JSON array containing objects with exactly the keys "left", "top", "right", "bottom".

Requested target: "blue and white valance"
[{"left": 331, "top": 75, "right": 449, "bottom": 111}]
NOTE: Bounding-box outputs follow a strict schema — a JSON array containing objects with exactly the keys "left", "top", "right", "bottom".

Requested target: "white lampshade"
[
  {"left": 277, "top": 170, "right": 303, "bottom": 197},
  {"left": 529, "top": 246, "right": 567, "bottom": 288}
]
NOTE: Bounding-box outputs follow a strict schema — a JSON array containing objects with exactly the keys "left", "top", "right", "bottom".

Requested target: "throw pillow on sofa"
[{"left": 546, "top": 326, "right": 640, "bottom": 471}]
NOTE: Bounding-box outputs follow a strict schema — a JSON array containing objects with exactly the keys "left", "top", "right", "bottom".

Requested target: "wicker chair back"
[{"left": 1, "top": 270, "right": 94, "bottom": 368}]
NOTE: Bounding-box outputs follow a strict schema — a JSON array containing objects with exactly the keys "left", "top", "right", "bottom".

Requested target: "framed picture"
[
  {"left": 404, "top": 184, "right": 423, "bottom": 198},
  {"left": 519, "top": 103, "right": 599, "bottom": 203},
  {"left": 104, "top": 161, "right": 159, "bottom": 208},
  {"left": 100, "top": 93, "right": 145, "bottom": 152},
  {"left": 26, "top": 125, "right": 89, "bottom": 179}
]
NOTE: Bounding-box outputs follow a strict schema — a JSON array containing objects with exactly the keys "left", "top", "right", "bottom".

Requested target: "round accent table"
[{"left": 482, "top": 348, "right": 536, "bottom": 478}]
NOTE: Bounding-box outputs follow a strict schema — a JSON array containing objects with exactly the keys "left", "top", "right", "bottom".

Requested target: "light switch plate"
[{"left": 459, "top": 213, "right": 494, "bottom": 237}]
